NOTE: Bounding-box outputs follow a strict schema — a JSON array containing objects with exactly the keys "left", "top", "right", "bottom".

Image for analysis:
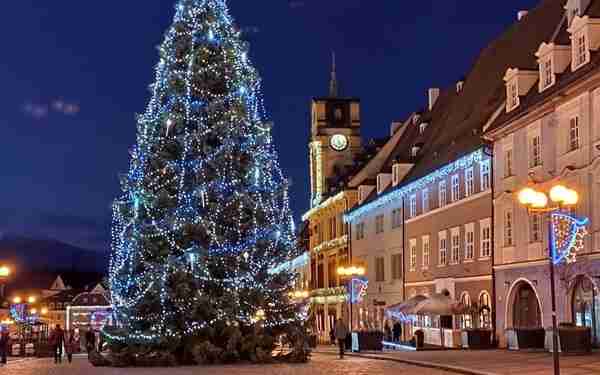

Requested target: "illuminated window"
[
  {"left": 541, "top": 58, "right": 553, "bottom": 89},
  {"left": 465, "top": 168, "right": 474, "bottom": 197},
  {"left": 409, "top": 194, "right": 417, "bottom": 218},
  {"left": 391, "top": 208, "right": 402, "bottom": 229},
  {"left": 422, "top": 236, "right": 430, "bottom": 269},
  {"left": 574, "top": 32, "right": 588, "bottom": 69},
  {"left": 451, "top": 229, "right": 460, "bottom": 264},
  {"left": 504, "top": 210, "right": 513, "bottom": 246},
  {"left": 480, "top": 160, "right": 491, "bottom": 191},
  {"left": 530, "top": 214, "right": 542, "bottom": 243},
  {"left": 480, "top": 219, "right": 491, "bottom": 258},
  {"left": 439, "top": 180, "right": 447, "bottom": 207},
  {"left": 410, "top": 239, "right": 417, "bottom": 271},
  {"left": 422, "top": 189, "right": 429, "bottom": 213},
  {"left": 504, "top": 149, "right": 514, "bottom": 177},
  {"left": 507, "top": 81, "right": 519, "bottom": 111},
  {"left": 451, "top": 175, "right": 460, "bottom": 202},
  {"left": 530, "top": 135, "right": 541, "bottom": 167},
  {"left": 375, "top": 215, "right": 384, "bottom": 234},
  {"left": 439, "top": 231, "right": 447, "bottom": 266},
  {"left": 569, "top": 116, "right": 580, "bottom": 152},
  {"left": 465, "top": 224, "right": 475, "bottom": 260}
]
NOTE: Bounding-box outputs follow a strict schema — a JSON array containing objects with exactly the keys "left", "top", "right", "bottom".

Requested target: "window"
[
  {"left": 422, "top": 236, "right": 430, "bottom": 269},
  {"left": 480, "top": 160, "right": 491, "bottom": 191},
  {"left": 422, "top": 189, "right": 429, "bottom": 213},
  {"left": 508, "top": 81, "right": 519, "bottom": 110},
  {"left": 391, "top": 208, "right": 402, "bottom": 229},
  {"left": 439, "top": 181, "right": 447, "bottom": 207},
  {"left": 375, "top": 257, "right": 385, "bottom": 282},
  {"left": 530, "top": 135, "right": 541, "bottom": 168},
  {"left": 505, "top": 149, "right": 514, "bottom": 177},
  {"left": 439, "top": 232, "right": 448, "bottom": 266},
  {"left": 419, "top": 123, "right": 428, "bottom": 134},
  {"left": 530, "top": 213, "right": 542, "bottom": 243},
  {"left": 479, "top": 292, "right": 492, "bottom": 329},
  {"left": 356, "top": 222, "right": 365, "bottom": 240},
  {"left": 451, "top": 229, "right": 460, "bottom": 264},
  {"left": 375, "top": 215, "right": 384, "bottom": 234},
  {"left": 391, "top": 254, "right": 402, "bottom": 280},
  {"left": 465, "top": 168, "right": 474, "bottom": 197},
  {"left": 575, "top": 32, "right": 588, "bottom": 68},
  {"left": 410, "top": 240, "right": 417, "bottom": 271},
  {"left": 480, "top": 219, "right": 491, "bottom": 258},
  {"left": 541, "top": 58, "right": 553, "bottom": 89},
  {"left": 465, "top": 224, "right": 475, "bottom": 260},
  {"left": 569, "top": 116, "right": 580, "bottom": 152},
  {"left": 451, "top": 175, "right": 460, "bottom": 202},
  {"left": 409, "top": 194, "right": 417, "bottom": 218},
  {"left": 460, "top": 293, "right": 472, "bottom": 329},
  {"left": 335, "top": 107, "right": 343, "bottom": 120},
  {"left": 504, "top": 210, "right": 513, "bottom": 247}
]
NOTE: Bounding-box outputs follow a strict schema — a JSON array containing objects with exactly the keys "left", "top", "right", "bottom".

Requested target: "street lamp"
[
  {"left": 517, "top": 184, "right": 585, "bottom": 375},
  {"left": 338, "top": 265, "right": 366, "bottom": 331},
  {"left": 0, "top": 265, "right": 10, "bottom": 300}
]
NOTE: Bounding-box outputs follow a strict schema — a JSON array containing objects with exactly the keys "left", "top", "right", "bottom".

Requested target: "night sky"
[{"left": 0, "top": 1, "right": 539, "bottom": 252}]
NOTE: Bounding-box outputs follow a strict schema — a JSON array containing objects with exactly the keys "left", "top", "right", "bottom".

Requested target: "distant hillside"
[{"left": 0, "top": 235, "right": 109, "bottom": 274}]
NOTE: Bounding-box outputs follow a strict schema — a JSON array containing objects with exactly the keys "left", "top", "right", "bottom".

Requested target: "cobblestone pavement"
[
  {"left": 318, "top": 346, "right": 600, "bottom": 375},
  {"left": 1, "top": 353, "right": 454, "bottom": 375}
]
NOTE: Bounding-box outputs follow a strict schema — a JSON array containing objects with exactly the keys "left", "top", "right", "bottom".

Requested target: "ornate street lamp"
[{"left": 517, "top": 184, "right": 588, "bottom": 375}]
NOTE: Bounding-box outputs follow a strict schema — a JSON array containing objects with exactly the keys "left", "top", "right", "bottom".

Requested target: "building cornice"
[{"left": 302, "top": 190, "right": 356, "bottom": 221}]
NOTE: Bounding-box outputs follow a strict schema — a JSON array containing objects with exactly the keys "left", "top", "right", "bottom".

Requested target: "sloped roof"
[
  {"left": 401, "top": 0, "right": 566, "bottom": 185},
  {"left": 486, "top": 1, "right": 600, "bottom": 136}
]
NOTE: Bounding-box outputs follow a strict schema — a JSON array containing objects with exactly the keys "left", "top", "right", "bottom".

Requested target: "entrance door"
[
  {"left": 513, "top": 283, "right": 541, "bottom": 328},
  {"left": 572, "top": 277, "right": 599, "bottom": 346}
]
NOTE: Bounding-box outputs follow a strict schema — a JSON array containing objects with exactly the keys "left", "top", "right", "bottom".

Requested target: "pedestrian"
[
  {"left": 329, "top": 328, "right": 336, "bottom": 346},
  {"left": 384, "top": 322, "right": 392, "bottom": 341},
  {"left": 334, "top": 318, "right": 348, "bottom": 359},
  {"left": 85, "top": 329, "right": 95, "bottom": 353},
  {"left": 0, "top": 327, "right": 10, "bottom": 365},
  {"left": 65, "top": 330, "right": 76, "bottom": 364},
  {"left": 393, "top": 322, "right": 402, "bottom": 343},
  {"left": 49, "top": 324, "right": 65, "bottom": 364}
]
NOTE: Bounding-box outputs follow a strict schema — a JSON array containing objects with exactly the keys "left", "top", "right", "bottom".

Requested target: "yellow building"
[{"left": 304, "top": 57, "right": 362, "bottom": 343}]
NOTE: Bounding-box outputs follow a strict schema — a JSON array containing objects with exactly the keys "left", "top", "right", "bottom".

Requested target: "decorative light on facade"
[{"left": 345, "top": 148, "right": 484, "bottom": 222}]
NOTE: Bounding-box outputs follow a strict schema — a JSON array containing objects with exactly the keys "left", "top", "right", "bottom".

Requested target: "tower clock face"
[{"left": 330, "top": 134, "right": 349, "bottom": 151}]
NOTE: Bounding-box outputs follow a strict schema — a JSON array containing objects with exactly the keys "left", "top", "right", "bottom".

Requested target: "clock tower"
[{"left": 309, "top": 53, "right": 362, "bottom": 207}]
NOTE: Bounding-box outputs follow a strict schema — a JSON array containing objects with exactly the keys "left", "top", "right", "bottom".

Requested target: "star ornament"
[{"left": 550, "top": 212, "right": 589, "bottom": 265}]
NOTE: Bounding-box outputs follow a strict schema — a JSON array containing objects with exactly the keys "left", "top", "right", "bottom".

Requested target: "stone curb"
[{"left": 315, "top": 350, "right": 498, "bottom": 375}]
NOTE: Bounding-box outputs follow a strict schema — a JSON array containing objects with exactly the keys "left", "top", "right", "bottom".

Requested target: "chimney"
[
  {"left": 428, "top": 88, "right": 440, "bottom": 111},
  {"left": 517, "top": 10, "right": 528, "bottom": 21}
]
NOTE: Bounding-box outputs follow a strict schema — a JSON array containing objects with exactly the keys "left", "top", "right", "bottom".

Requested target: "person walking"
[
  {"left": 49, "top": 324, "right": 65, "bottom": 364},
  {"left": 334, "top": 318, "right": 349, "bottom": 359},
  {"left": 65, "top": 330, "right": 76, "bottom": 364},
  {"left": 85, "top": 329, "right": 95, "bottom": 353},
  {"left": 393, "top": 322, "right": 402, "bottom": 343},
  {"left": 0, "top": 327, "right": 10, "bottom": 366}
]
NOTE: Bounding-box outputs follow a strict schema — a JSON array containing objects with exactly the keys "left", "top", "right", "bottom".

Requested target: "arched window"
[
  {"left": 460, "top": 292, "right": 472, "bottom": 329},
  {"left": 572, "top": 276, "right": 599, "bottom": 345},
  {"left": 335, "top": 107, "right": 343, "bottom": 121},
  {"left": 479, "top": 291, "right": 492, "bottom": 329}
]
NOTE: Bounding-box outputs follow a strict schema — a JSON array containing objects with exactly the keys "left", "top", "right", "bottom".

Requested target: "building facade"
[{"left": 485, "top": 0, "right": 600, "bottom": 348}]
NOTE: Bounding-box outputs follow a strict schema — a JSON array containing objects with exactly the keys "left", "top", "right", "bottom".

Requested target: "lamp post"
[
  {"left": 517, "top": 184, "right": 583, "bottom": 375},
  {"left": 337, "top": 265, "right": 365, "bottom": 331}
]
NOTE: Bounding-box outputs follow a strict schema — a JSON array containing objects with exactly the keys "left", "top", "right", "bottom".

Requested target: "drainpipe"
[{"left": 484, "top": 143, "right": 498, "bottom": 347}]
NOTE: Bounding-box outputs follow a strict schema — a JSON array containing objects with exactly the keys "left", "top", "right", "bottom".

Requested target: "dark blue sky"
[{"left": 0, "top": 0, "right": 538, "bottom": 251}]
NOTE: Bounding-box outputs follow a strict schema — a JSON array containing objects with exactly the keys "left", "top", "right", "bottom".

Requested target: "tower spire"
[{"left": 329, "top": 51, "right": 338, "bottom": 97}]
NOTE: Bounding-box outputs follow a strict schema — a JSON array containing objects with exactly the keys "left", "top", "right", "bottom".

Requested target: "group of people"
[
  {"left": 328, "top": 319, "right": 404, "bottom": 360},
  {"left": 48, "top": 324, "right": 101, "bottom": 364}
]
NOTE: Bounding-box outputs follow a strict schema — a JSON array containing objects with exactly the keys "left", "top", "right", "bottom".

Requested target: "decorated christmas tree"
[{"left": 106, "top": 0, "right": 306, "bottom": 364}]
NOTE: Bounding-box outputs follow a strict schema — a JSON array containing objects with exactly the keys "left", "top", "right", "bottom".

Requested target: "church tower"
[{"left": 309, "top": 53, "right": 362, "bottom": 207}]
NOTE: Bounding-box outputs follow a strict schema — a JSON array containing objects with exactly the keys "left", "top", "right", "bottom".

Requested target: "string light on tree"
[{"left": 107, "top": 0, "right": 306, "bottom": 354}]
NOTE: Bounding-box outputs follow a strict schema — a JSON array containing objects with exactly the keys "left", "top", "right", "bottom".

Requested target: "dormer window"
[
  {"left": 504, "top": 68, "right": 538, "bottom": 112},
  {"left": 507, "top": 81, "right": 519, "bottom": 111},
  {"left": 413, "top": 114, "right": 421, "bottom": 125},
  {"left": 541, "top": 58, "right": 553, "bottom": 89},
  {"left": 574, "top": 32, "right": 588, "bottom": 69},
  {"left": 377, "top": 173, "right": 392, "bottom": 194},
  {"left": 419, "top": 123, "right": 428, "bottom": 134},
  {"left": 392, "top": 164, "right": 401, "bottom": 186},
  {"left": 411, "top": 146, "right": 420, "bottom": 158}
]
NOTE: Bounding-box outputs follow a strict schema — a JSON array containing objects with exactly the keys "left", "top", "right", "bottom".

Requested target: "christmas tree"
[{"left": 106, "top": 0, "right": 305, "bottom": 363}]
